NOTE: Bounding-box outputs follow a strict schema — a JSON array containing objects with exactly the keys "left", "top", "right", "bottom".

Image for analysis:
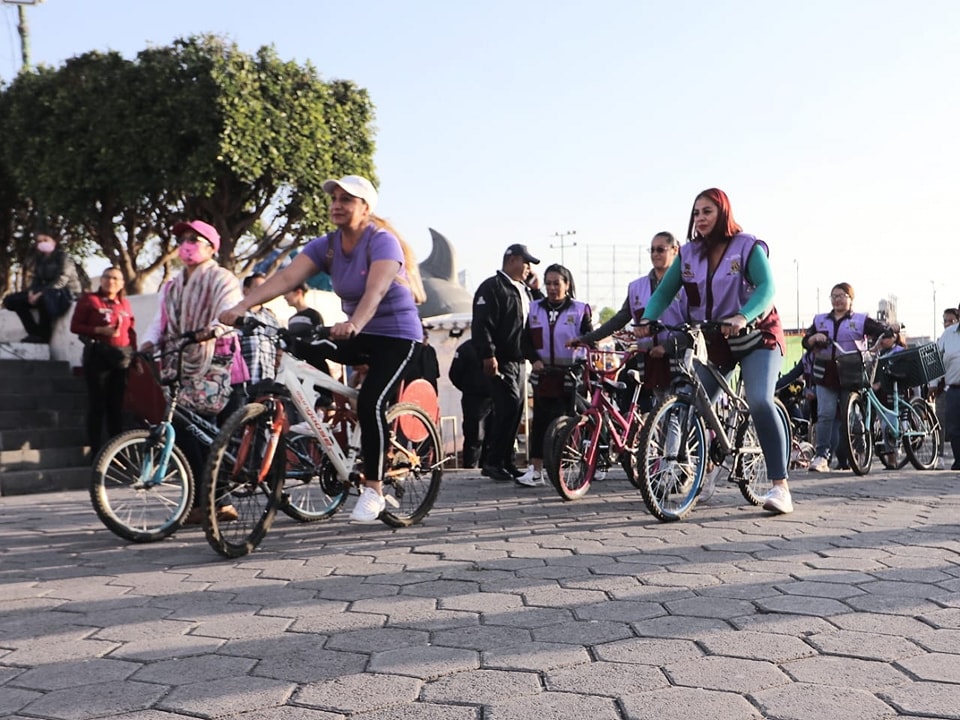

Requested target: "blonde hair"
[{"left": 370, "top": 215, "right": 426, "bottom": 304}]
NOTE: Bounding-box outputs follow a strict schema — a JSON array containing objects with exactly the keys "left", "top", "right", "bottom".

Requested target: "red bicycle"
[{"left": 544, "top": 345, "right": 645, "bottom": 501}]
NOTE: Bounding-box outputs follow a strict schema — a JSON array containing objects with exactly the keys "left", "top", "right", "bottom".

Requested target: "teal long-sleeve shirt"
[{"left": 641, "top": 244, "right": 776, "bottom": 323}]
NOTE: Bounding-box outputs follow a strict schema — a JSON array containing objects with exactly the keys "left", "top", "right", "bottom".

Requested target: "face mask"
[
  {"left": 178, "top": 243, "right": 205, "bottom": 265},
  {"left": 36, "top": 240, "right": 55, "bottom": 254}
]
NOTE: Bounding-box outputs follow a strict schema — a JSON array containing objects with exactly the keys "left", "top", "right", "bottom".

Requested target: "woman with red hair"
[{"left": 636, "top": 188, "right": 792, "bottom": 514}]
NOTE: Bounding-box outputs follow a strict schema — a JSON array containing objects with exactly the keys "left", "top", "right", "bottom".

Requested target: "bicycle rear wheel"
[
  {"left": 873, "top": 413, "right": 908, "bottom": 469},
  {"left": 905, "top": 398, "right": 941, "bottom": 470},
  {"left": 735, "top": 399, "right": 791, "bottom": 506},
  {"left": 843, "top": 392, "right": 873, "bottom": 476},
  {"left": 636, "top": 396, "right": 707, "bottom": 521},
  {"left": 280, "top": 433, "right": 349, "bottom": 522},
  {"left": 621, "top": 408, "right": 645, "bottom": 489},
  {"left": 90, "top": 428, "right": 194, "bottom": 542},
  {"left": 380, "top": 402, "right": 444, "bottom": 528},
  {"left": 542, "top": 414, "right": 573, "bottom": 489},
  {"left": 552, "top": 413, "right": 598, "bottom": 501},
  {"left": 203, "top": 402, "right": 285, "bottom": 558}
]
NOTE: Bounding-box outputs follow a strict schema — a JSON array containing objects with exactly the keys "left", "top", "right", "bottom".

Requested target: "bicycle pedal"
[{"left": 383, "top": 495, "right": 400, "bottom": 508}]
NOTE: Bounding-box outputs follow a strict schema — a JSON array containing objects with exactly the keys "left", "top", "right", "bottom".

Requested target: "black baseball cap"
[{"left": 503, "top": 243, "right": 540, "bottom": 264}]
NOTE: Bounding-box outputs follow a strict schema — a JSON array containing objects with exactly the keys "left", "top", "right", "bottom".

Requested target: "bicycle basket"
[
  {"left": 877, "top": 342, "right": 945, "bottom": 387},
  {"left": 837, "top": 351, "right": 875, "bottom": 391}
]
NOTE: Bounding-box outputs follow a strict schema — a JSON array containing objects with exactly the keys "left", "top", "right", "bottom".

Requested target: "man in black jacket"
[
  {"left": 448, "top": 338, "right": 494, "bottom": 468},
  {"left": 471, "top": 243, "right": 541, "bottom": 482}
]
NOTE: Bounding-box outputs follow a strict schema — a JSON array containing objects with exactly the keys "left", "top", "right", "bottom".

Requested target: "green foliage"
[
  {"left": 0, "top": 34, "right": 376, "bottom": 292},
  {"left": 598, "top": 306, "right": 617, "bottom": 324}
]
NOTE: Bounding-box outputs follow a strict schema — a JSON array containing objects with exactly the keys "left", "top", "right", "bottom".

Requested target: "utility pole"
[
  {"left": 550, "top": 230, "right": 577, "bottom": 267},
  {"left": 793, "top": 259, "right": 800, "bottom": 332},
  {"left": 3, "top": 0, "right": 43, "bottom": 72}
]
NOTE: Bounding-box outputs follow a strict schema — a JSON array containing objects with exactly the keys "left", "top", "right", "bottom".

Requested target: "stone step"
[
  {"left": 0, "top": 375, "right": 86, "bottom": 397},
  {"left": 0, "top": 358, "right": 71, "bottom": 377},
  {"left": 0, "top": 444, "right": 90, "bottom": 471},
  {"left": 1, "top": 393, "right": 88, "bottom": 412},
  {"left": 0, "top": 425, "right": 88, "bottom": 452},
  {"left": 0, "top": 409, "right": 85, "bottom": 431},
  {"left": 0, "top": 343, "right": 52, "bottom": 362},
  {"left": 0, "top": 466, "right": 91, "bottom": 496}
]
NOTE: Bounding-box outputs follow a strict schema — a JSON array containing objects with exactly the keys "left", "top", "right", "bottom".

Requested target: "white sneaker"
[
  {"left": 762, "top": 485, "right": 794, "bottom": 514},
  {"left": 350, "top": 486, "right": 386, "bottom": 523},
  {"left": 594, "top": 469, "right": 608, "bottom": 481},
  {"left": 515, "top": 466, "right": 542, "bottom": 488},
  {"left": 288, "top": 421, "right": 316, "bottom": 436},
  {"left": 807, "top": 455, "right": 829, "bottom": 473},
  {"left": 699, "top": 465, "right": 721, "bottom": 503}
]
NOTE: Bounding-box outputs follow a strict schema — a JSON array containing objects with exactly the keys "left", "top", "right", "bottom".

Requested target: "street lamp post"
[
  {"left": 550, "top": 230, "right": 577, "bottom": 267},
  {"left": 793, "top": 259, "right": 800, "bottom": 332},
  {"left": 932, "top": 280, "right": 937, "bottom": 340}
]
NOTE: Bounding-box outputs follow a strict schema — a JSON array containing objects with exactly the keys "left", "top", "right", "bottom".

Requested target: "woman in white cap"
[{"left": 221, "top": 175, "right": 427, "bottom": 524}]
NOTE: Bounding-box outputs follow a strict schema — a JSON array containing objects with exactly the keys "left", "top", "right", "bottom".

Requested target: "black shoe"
[
  {"left": 22, "top": 335, "right": 46, "bottom": 344},
  {"left": 482, "top": 465, "right": 515, "bottom": 482},
  {"left": 951, "top": 462, "right": 960, "bottom": 471},
  {"left": 504, "top": 465, "right": 524, "bottom": 478}
]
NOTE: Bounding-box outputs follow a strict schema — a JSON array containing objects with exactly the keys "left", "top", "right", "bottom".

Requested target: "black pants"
[
  {"left": 309, "top": 333, "right": 421, "bottom": 482},
  {"left": 460, "top": 393, "right": 494, "bottom": 468},
  {"left": 83, "top": 346, "right": 128, "bottom": 454},
  {"left": 484, "top": 359, "right": 523, "bottom": 470},
  {"left": 3, "top": 291, "right": 53, "bottom": 341}
]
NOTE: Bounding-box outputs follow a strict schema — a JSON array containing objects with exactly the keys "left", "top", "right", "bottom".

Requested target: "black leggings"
[{"left": 311, "top": 333, "right": 421, "bottom": 482}]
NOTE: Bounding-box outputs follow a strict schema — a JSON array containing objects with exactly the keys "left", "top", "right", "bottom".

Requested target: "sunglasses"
[
  {"left": 649, "top": 246, "right": 671, "bottom": 254},
  {"left": 177, "top": 235, "right": 214, "bottom": 249}
]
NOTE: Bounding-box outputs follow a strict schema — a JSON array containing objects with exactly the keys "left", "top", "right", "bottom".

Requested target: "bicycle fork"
[
  {"left": 138, "top": 422, "right": 176, "bottom": 489},
  {"left": 234, "top": 400, "right": 288, "bottom": 483}
]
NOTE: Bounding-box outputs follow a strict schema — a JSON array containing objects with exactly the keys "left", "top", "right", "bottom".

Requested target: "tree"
[{"left": 0, "top": 35, "right": 376, "bottom": 292}]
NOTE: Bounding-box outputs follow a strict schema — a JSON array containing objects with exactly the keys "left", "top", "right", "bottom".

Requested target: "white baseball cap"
[{"left": 321, "top": 175, "right": 378, "bottom": 213}]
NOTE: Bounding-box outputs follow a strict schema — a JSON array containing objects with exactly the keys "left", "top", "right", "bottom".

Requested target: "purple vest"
[
  {"left": 527, "top": 299, "right": 589, "bottom": 366},
  {"left": 812, "top": 311, "right": 867, "bottom": 360},
  {"left": 628, "top": 274, "right": 686, "bottom": 341},
  {"left": 679, "top": 233, "right": 770, "bottom": 321}
]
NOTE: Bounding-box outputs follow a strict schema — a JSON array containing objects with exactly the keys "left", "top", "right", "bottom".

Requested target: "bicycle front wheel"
[
  {"left": 90, "top": 429, "right": 194, "bottom": 542},
  {"left": 843, "top": 392, "right": 873, "bottom": 476},
  {"left": 203, "top": 402, "right": 285, "bottom": 558},
  {"left": 542, "top": 414, "right": 573, "bottom": 490},
  {"left": 735, "top": 399, "right": 791, "bottom": 506},
  {"left": 636, "top": 396, "right": 707, "bottom": 521},
  {"left": 904, "top": 398, "right": 941, "bottom": 470},
  {"left": 621, "top": 408, "right": 645, "bottom": 489},
  {"left": 552, "top": 413, "right": 599, "bottom": 501},
  {"left": 280, "top": 433, "right": 349, "bottom": 522},
  {"left": 380, "top": 402, "right": 444, "bottom": 528}
]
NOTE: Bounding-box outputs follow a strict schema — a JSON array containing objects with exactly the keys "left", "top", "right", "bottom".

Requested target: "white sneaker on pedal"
[
  {"left": 350, "top": 487, "right": 386, "bottom": 523},
  {"left": 515, "top": 466, "right": 542, "bottom": 488},
  {"left": 288, "top": 421, "right": 316, "bottom": 436},
  {"left": 699, "top": 465, "right": 721, "bottom": 503}
]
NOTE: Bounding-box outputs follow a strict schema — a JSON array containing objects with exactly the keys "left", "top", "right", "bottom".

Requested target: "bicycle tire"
[
  {"left": 379, "top": 402, "right": 444, "bottom": 528},
  {"left": 551, "top": 413, "right": 599, "bottom": 501},
  {"left": 842, "top": 392, "right": 873, "bottom": 476},
  {"left": 621, "top": 408, "right": 645, "bottom": 489},
  {"left": 203, "top": 402, "right": 285, "bottom": 558},
  {"left": 636, "top": 396, "right": 707, "bottom": 521},
  {"left": 280, "top": 433, "right": 349, "bottom": 522},
  {"left": 90, "top": 428, "right": 194, "bottom": 543},
  {"left": 542, "top": 414, "right": 573, "bottom": 489},
  {"left": 736, "top": 399, "right": 791, "bottom": 506},
  {"left": 873, "top": 413, "right": 908, "bottom": 470},
  {"left": 904, "top": 397, "right": 941, "bottom": 470}
]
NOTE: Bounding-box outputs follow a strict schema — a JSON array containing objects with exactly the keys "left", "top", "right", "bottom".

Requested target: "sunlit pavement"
[{"left": 1, "top": 464, "right": 958, "bottom": 719}]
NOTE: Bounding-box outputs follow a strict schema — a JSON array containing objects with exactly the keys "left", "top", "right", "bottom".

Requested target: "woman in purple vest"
[
  {"left": 221, "top": 175, "right": 426, "bottom": 524},
  {"left": 519, "top": 264, "right": 593, "bottom": 486},
  {"left": 574, "top": 231, "right": 686, "bottom": 414},
  {"left": 636, "top": 188, "right": 793, "bottom": 514},
  {"left": 802, "top": 283, "right": 887, "bottom": 472}
]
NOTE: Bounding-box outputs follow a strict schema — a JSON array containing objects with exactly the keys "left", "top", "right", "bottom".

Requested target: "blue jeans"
[
  {"left": 814, "top": 385, "right": 843, "bottom": 460},
  {"left": 697, "top": 347, "right": 789, "bottom": 480}
]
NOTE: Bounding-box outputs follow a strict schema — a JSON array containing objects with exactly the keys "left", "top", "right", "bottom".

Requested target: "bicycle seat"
[{"left": 602, "top": 377, "right": 627, "bottom": 392}]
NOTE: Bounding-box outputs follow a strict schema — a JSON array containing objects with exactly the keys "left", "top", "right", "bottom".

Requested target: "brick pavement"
[{"left": 1, "top": 465, "right": 959, "bottom": 719}]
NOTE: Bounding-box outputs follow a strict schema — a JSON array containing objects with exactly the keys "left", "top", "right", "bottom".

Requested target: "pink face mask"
[
  {"left": 178, "top": 243, "right": 205, "bottom": 265},
  {"left": 36, "top": 240, "right": 56, "bottom": 254}
]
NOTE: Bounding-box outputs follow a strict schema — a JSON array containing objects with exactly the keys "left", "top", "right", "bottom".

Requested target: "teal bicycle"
[{"left": 839, "top": 341, "right": 942, "bottom": 475}]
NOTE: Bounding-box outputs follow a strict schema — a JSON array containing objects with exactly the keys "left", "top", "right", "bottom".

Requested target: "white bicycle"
[{"left": 202, "top": 318, "right": 446, "bottom": 558}]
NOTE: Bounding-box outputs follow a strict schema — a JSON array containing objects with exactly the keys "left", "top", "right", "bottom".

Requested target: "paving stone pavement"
[{"left": 1, "top": 464, "right": 959, "bottom": 719}]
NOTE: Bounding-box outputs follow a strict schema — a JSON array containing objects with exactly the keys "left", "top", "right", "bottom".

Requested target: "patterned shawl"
[{"left": 161, "top": 260, "right": 240, "bottom": 379}]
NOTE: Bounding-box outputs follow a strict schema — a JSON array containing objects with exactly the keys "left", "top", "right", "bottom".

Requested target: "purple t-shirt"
[{"left": 301, "top": 224, "right": 422, "bottom": 342}]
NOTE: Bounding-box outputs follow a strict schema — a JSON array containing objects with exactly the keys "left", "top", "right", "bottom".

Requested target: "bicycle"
[
  {"left": 546, "top": 345, "right": 646, "bottom": 501},
  {"left": 635, "top": 321, "right": 792, "bottom": 521},
  {"left": 90, "top": 332, "right": 218, "bottom": 542},
  {"left": 839, "top": 341, "right": 942, "bottom": 475},
  {"left": 202, "top": 318, "right": 446, "bottom": 558}
]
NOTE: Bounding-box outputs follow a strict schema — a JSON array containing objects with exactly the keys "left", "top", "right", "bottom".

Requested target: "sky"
[{"left": 2, "top": 0, "right": 957, "bottom": 340}]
